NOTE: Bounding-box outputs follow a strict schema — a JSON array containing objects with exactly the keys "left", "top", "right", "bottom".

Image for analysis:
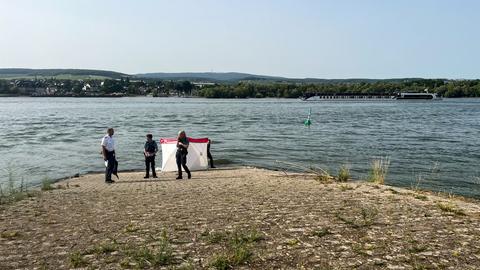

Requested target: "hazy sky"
[{"left": 1, "top": 0, "right": 479, "bottom": 78}]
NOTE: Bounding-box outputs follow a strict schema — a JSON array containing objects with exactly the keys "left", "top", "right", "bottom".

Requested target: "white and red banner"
[{"left": 158, "top": 137, "right": 209, "bottom": 172}]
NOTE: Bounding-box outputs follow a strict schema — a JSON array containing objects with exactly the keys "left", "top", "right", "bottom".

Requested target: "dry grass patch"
[
  {"left": 437, "top": 202, "right": 465, "bottom": 216},
  {"left": 124, "top": 223, "right": 140, "bottom": 233},
  {"left": 413, "top": 193, "right": 429, "bottom": 201},
  {"left": 339, "top": 184, "right": 354, "bottom": 191},
  {"left": 315, "top": 173, "right": 334, "bottom": 182},
  {"left": 0, "top": 230, "right": 20, "bottom": 239}
]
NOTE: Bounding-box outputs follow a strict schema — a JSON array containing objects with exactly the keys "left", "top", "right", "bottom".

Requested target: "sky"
[{"left": 1, "top": 0, "right": 479, "bottom": 79}]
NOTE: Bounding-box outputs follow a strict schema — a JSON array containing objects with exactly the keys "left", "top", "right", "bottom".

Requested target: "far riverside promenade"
[{"left": 1, "top": 167, "right": 480, "bottom": 269}]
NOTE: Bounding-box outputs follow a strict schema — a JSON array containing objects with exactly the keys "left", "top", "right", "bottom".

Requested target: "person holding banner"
[
  {"left": 207, "top": 139, "right": 216, "bottom": 168},
  {"left": 176, "top": 130, "right": 191, "bottom": 179}
]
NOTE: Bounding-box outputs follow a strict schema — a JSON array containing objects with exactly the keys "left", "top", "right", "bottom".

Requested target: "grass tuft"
[
  {"left": 230, "top": 230, "right": 264, "bottom": 246},
  {"left": 41, "top": 177, "right": 55, "bottom": 191},
  {"left": 336, "top": 207, "right": 378, "bottom": 228},
  {"left": 122, "top": 230, "right": 174, "bottom": 267},
  {"left": 206, "top": 229, "right": 263, "bottom": 269},
  {"left": 125, "top": 223, "right": 140, "bottom": 233},
  {"left": 208, "top": 244, "right": 253, "bottom": 270},
  {"left": 230, "top": 244, "right": 253, "bottom": 265},
  {"left": 204, "top": 231, "right": 228, "bottom": 244},
  {"left": 209, "top": 255, "right": 231, "bottom": 270},
  {"left": 286, "top": 239, "right": 300, "bottom": 246},
  {"left": 312, "top": 227, "right": 332, "bottom": 238},
  {"left": 0, "top": 167, "right": 36, "bottom": 205},
  {"left": 95, "top": 241, "right": 118, "bottom": 254},
  {"left": 409, "top": 245, "right": 428, "bottom": 253},
  {"left": 338, "top": 165, "right": 350, "bottom": 182},
  {"left": 69, "top": 252, "right": 88, "bottom": 268},
  {"left": 367, "top": 157, "right": 390, "bottom": 184}
]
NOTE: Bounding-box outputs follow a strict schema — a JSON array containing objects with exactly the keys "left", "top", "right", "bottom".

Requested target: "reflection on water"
[{"left": 0, "top": 97, "right": 479, "bottom": 197}]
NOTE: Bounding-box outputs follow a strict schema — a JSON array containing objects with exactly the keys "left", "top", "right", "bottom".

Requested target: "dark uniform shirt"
[{"left": 144, "top": 141, "right": 158, "bottom": 154}]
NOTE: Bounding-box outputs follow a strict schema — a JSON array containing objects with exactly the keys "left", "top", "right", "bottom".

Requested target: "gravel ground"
[{"left": 1, "top": 167, "right": 480, "bottom": 269}]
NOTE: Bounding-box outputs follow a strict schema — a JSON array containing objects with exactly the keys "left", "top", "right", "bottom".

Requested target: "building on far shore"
[{"left": 192, "top": 82, "right": 216, "bottom": 88}]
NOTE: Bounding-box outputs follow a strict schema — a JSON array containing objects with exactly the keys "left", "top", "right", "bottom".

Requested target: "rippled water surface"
[{"left": 1, "top": 97, "right": 479, "bottom": 196}]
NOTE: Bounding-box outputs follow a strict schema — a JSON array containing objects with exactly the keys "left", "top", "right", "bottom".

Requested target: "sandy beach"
[{"left": 1, "top": 167, "right": 480, "bottom": 269}]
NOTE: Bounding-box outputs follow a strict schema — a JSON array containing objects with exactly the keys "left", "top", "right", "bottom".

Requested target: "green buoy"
[{"left": 304, "top": 108, "right": 312, "bottom": 126}]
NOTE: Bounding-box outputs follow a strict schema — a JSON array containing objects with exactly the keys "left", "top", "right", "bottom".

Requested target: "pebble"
[{"left": 387, "top": 265, "right": 405, "bottom": 270}]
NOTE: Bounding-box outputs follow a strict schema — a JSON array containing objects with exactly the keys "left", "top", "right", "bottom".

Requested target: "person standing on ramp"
[
  {"left": 144, "top": 133, "right": 158, "bottom": 179},
  {"left": 101, "top": 128, "right": 116, "bottom": 183},
  {"left": 176, "top": 130, "right": 191, "bottom": 179}
]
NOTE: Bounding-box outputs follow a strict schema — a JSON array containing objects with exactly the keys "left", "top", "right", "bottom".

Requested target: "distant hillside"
[
  {"left": 134, "top": 72, "right": 428, "bottom": 84},
  {"left": 134, "top": 72, "right": 284, "bottom": 82},
  {"left": 277, "top": 78, "right": 427, "bottom": 84},
  {"left": 0, "top": 68, "right": 437, "bottom": 84},
  {"left": 0, "top": 68, "right": 127, "bottom": 79}
]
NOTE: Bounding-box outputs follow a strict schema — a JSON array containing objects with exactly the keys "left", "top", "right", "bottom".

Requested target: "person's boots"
[
  {"left": 144, "top": 171, "right": 149, "bottom": 179},
  {"left": 176, "top": 171, "right": 182, "bottom": 179},
  {"left": 187, "top": 171, "right": 191, "bottom": 179}
]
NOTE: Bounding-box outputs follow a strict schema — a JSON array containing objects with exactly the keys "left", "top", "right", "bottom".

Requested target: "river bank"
[{"left": 1, "top": 167, "right": 480, "bottom": 269}]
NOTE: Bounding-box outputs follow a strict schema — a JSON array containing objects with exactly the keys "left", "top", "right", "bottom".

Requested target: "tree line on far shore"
[
  {"left": 197, "top": 79, "right": 480, "bottom": 98},
  {"left": 1, "top": 78, "right": 480, "bottom": 98}
]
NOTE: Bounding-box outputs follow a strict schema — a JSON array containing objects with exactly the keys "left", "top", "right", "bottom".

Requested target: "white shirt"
[{"left": 101, "top": 135, "right": 115, "bottom": 152}]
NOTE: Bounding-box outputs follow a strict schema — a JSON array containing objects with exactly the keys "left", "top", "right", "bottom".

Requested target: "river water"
[{"left": 0, "top": 97, "right": 479, "bottom": 197}]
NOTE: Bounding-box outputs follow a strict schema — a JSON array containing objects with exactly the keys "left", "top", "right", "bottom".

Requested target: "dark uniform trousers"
[
  {"left": 145, "top": 155, "right": 156, "bottom": 177},
  {"left": 105, "top": 151, "right": 115, "bottom": 181}
]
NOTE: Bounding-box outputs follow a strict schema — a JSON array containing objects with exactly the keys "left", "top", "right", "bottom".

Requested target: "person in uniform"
[
  {"left": 101, "top": 128, "right": 116, "bottom": 183},
  {"left": 144, "top": 133, "right": 158, "bottom": 178}
]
